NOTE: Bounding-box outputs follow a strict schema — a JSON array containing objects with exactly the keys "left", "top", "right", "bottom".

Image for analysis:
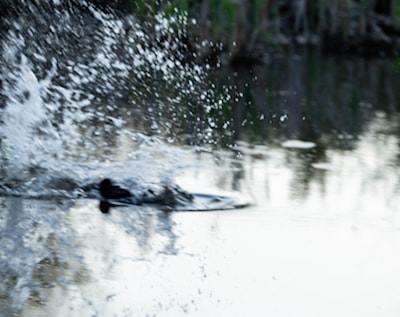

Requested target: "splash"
[{"left": 0, "top": 1, "right": 218, "bottom": 197}]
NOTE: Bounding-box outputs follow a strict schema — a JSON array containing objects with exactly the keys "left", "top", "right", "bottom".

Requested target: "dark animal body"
[
  {"left": 98, "top": 178, "right": 193, "bottom": 213},
  {"left": 99, "top": 178, "right": 131, "bottom": 199}
]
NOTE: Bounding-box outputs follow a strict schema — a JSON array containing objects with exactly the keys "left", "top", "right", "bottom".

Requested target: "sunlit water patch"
[
  {"left": 281, "top": 139, "right": 316, "bottom": 149},
  {"left": 0, "top": 198, "right": 79, "bottom": 315}
]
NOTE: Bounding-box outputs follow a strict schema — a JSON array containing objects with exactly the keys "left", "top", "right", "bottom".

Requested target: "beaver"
[{"left": 98, "top": 178, "right": 192, "bottom": 213}]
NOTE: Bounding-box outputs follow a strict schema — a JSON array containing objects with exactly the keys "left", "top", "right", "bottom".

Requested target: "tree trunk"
[
  {"left": 199, "top": 0, "right": 210, "bottom": 43},
  {"left": 232, "top": 0, "right": 249, "bottom": 62},
  {"left": 374, "top": 0, "right": 393, "bottom": 16},
  {"left": 261, "top": 0, "right": 270, "bottom": 33}
]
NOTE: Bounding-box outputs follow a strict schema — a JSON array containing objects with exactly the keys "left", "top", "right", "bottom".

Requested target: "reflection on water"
[
  {"left": 1, "top": 112, "right": 399, "bottom": 315},
  {"left": 211, "top": 51, "right": 400, "bottom": 148},
  {"left": 1, "top": 49, "right": 400, "bottom": 314},
  {"left": 0, "top": 198, "right": 184, "bottom": 316},
  {"left": 0, "top": 103, "right": 400, "bottom": 315},
  {"left": 177, "top": 109, "right": 400, "bottom": 223}
]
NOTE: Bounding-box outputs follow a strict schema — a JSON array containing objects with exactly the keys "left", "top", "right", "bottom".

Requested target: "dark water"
[
  {"left": 1, "top": 2, "right": 400, "bottom": 316},
  {"left": 212, "top": 51, "right": 400, "bottom": 145}
]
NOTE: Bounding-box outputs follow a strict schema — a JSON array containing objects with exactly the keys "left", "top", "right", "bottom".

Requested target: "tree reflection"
[{"left": 215, "top": 51, "right": 400, "bottom": 200}]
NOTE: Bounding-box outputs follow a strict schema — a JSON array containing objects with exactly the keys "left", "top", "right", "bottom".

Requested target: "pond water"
[
  {"left": 1, "top": 2, "right": 400, "bottom": 317},
  {"left": 1, "top": 130, "right": 400, "bottom": 317}
]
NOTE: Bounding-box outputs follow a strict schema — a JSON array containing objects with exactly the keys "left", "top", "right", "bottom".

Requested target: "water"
[
  {"left": 0, "top": 3, "right": 218, "bottom": 199},
  {"left": 1, "top": 2, "right": 400, "bottom": 316}
]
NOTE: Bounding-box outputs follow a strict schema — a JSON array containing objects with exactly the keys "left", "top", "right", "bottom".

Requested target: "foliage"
[{"left": 395, "top": 1, "right": 400, "bottom": 22}]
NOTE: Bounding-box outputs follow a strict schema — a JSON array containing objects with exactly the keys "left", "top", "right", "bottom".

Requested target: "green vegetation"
[{"left": 395, "top": 1, "right": 400, "bottom": 21}]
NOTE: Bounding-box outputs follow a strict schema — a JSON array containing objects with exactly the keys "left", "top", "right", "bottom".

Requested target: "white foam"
[
  {"left": 312, "top": 162, "right": 335, "bottom": 170},
  {"left": 0, "top": 3, "right": 223, "bottom": 200},
  {"left": 282, "top": 139, "right": 316, "bottom": 149},
  {"left": 0, "top": 55, "right": 53, "bottom": 175}
]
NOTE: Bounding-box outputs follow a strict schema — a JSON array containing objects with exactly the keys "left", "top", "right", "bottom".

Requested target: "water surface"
[{"left": 1, "top": 3, "right": 400, "bottom": 316}]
